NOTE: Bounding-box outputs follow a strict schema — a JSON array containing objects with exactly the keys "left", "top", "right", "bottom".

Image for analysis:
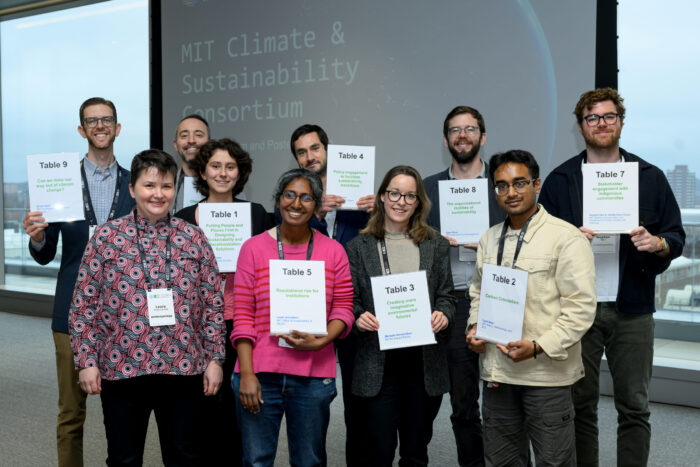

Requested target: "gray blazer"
[{"left": 346, "top": 232, "right": 456, "bottom": 397}]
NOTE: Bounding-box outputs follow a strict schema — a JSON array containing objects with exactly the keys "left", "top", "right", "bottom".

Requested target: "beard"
[
  {"left": 583, "top": 128, "right": 621, "bottom": 150},
  {"left": 448, "top": 139, "right": 481, "bottom": 164}
]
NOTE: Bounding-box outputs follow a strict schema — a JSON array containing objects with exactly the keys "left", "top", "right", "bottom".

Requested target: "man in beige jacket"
[{"left": 467, "top": 149, "right": 596, "bottom": 466}]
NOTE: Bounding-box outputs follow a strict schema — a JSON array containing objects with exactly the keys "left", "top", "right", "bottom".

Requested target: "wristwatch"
[{"left": 656, "top": 236, "right": 668, "bottom": 253}]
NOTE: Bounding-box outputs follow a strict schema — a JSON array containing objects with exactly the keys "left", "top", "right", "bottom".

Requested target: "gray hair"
[{"left": 273, "top": 168, "right": 324, "bottom": 207}]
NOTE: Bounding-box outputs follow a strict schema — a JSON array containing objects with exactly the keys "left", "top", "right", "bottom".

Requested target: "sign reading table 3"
[
  {"left": 474, "top": 263, "right": 527, "bottom": 346},
  {"left": 269, "top": 259, "right": 327, "bottom": 336},
  {"left": 371, "top": 270, "right": 436, "bottom": 351}
]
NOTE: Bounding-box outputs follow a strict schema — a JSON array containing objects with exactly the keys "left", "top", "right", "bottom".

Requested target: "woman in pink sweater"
[{"left": 232, "top": 168, "right": 354, "bottom": 466}]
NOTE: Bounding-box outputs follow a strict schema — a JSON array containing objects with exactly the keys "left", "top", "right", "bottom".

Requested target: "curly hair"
[
  {"left": 190, "top": 138, "right": 252, "bottom": 199},
  {"left": 573, "top": 88, "right": 626, "bottom": 124}
]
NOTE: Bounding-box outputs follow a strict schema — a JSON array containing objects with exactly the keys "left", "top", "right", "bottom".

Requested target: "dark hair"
[
  {"left": 130, "top": 149, "right": 178, "bottom": 185},
  {"left": 273, "top": 168, "right": 324, "bottom": 208},
  {"left": 174, "top": 114, "right": 210, "bottom": 138},
  {"left": 488, "top": 150, "right": 540, "bottom": 184},
  {"left": 190, "top": 138, "right": 252, "bottom": 198},
  {"left": 443, "top": 105, "right": 485, "bottom": 139},
  {"left": 361, "top": 165, "right": 435, "bottom": 244},
  {"left": 290, "top": 124, "right": 329, "bottom": 159},
  {"left": 80, "top": 97, "right": 117, "bottom": 124},
  {"left": 573, "top": 88, "right": 626, "bottom": 124}
]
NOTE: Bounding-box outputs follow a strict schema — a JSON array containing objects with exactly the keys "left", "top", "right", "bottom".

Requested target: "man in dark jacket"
[
  {"left": 539, "top": 88, "right": 685, "bottom": 466},
  {"left": 423, "top": 106, "right": 505, "bottom": 467},
  {"left": 22, "top": 97, "right": 135, "bottom": 467}
]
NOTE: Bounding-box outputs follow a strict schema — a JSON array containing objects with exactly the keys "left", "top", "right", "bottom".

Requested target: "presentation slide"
[{"left": 162, "top": 1, "right": 594, "bottom": 209}]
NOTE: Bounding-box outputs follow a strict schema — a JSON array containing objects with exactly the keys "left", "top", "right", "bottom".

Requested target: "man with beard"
[
  {"left": 22, "top": 97, "right": 135, "bottom": 467},
  {"left": 423, "top": 106, "right": 504, "bottom": 466},
  {"left": 539, "top": 88, "right": 685, "bottom": 466},
  {"left": 171, "top": 114, "right": 210, "bottom": 213}
]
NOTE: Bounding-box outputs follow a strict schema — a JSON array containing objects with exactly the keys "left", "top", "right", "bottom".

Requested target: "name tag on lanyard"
[{"left": 147, "top": 288, "right": 176, "bottom": 327}]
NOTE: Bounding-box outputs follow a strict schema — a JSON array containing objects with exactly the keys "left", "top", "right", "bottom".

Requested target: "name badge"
[
  {"left": 591, "top": 234, "right": 617, "bottom": 254},
  {"left": 89, "top": 225, "right": 97, "bottom": 239},
  {"left": 459, "top": 246, "right": 477, "bottom": 262},
  {"left": 147, "top": 288, "right": 176, "bottom": 327}
]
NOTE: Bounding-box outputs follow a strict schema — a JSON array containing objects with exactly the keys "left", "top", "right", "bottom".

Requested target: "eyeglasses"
[
  {"left": 282, "top": 190, "right": 315, "bottom": 204},
  {"left": 494, "top": 179, "right": 537, "bottom": 196},
  {"left": 83, "top": 116, "right": 117, "bottom": 128},
  {"left": 385, "top": 190, "right": 418, "bottom": 204},
  {"left": 448, "top": 126, "right": 480, "bottom": 136},
  {"left": 583, "top": 113, "right": 620, "bottom": 126}
]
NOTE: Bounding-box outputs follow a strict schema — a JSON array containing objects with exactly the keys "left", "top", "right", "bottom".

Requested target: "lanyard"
[
  {"left": 496, "top": 208, "right": 539, "bottom": 269},
  {"left": 133, "top": 210, "right": 172, "bottom": 290},
  {"left": 379, "top": 238, "right": 392, "bottom": 275},
  {"left": 80, "top": 158, "right": 122, "bottom": 225},
  {"left": 276, "top": 225, "right": 314, "bottom": 260}
]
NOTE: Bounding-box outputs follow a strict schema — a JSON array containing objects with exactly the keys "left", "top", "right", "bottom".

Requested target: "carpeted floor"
[{"left": 1, "top": 311, "right": 699, "bottom": 466}]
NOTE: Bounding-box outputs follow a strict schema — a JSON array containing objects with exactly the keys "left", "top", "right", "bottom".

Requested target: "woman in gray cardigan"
[{"left": 346, "top": 165, "right": 456, "bottom": 467}]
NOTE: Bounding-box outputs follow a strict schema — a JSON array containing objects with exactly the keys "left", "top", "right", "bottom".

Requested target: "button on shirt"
[{"left": 82, "top": 156, "right": 118, "bottom": 225}]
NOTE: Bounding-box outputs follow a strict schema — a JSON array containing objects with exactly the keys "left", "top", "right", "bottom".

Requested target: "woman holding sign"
[
  {"left": 175, "top": 138, "right": 272, "bottom": 466},
  {"left": 232, "top": 168, "right": 354, "bottom": 466},
  {"left": 69, "top": 149, "right": 225, "bottom": 465},
  {"left": 346, "top": 165, "right": 455, "bottom": 466}
]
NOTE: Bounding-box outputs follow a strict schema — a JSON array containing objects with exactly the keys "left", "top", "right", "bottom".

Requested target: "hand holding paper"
[{"left": 23, "top": 211, "right": 49, "bottom": 243}]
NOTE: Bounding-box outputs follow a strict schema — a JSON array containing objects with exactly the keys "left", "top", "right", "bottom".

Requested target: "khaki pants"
[{"left": 53, "top": 330, "right": 87, "bottom": 467}]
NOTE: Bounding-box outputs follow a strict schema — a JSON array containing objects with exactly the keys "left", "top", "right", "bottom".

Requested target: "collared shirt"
[
  {"left": 468, "top": 205, "right": 596, "bottom": 387},
  {"left": 69, "top": 210, "right": 225, "bottom": 381},
  {"left": 448, "top": 159, "right": 487, "bottom": 291},
  {"left": 82, "top": 156, "right": 118, "bottom": 225}
]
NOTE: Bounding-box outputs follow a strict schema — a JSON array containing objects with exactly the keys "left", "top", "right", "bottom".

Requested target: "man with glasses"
[
  {"left": 423, "top": 106, "right": 504, "bottom": 466},
  {"left": 171, "top": 113, "right": 210, "bottom": 213},
  {"left": 22, "top": 97, "right": 134, "bottom": 467},
  {"left": 539, "top": 88, "right": 685, "bottom": 466},
  {"left": 287, "top": 123, "right": 373, "bottom": 466},
  {"left": 467, "top": 149, "right": 596, "bottom": 465}
]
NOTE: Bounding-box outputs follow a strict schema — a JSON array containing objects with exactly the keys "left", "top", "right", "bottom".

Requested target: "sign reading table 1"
[
  {"left": 582, "top": 162, "right": 638, "bottom": 233},
  {"left": 198, "top": 202, "right": 252, "bottom": 272},
  {"left": 474, "top": 263, "right": 527, "bottom": 346},
  {"left": 325, "top": 144, "right": 375, "bottom": 209},
  {"left": 438, "top": 178, "right": 489, "bottom": 244},
  {"left": 269, "top": 259, "right": 327, "bottom": 336},
  {"left": 26, "top": 152, "right": 84, "bottom": 223},
  {"left": 371, "top": 270, "right": 436, "bottom": 350}
]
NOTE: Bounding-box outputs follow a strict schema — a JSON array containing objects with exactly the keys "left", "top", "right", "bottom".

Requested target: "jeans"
[
  {"left": 53, "top": 330, "right": 87, "bottom": 467},
  {"left": 573, "top": 303, "right": 654, "bottom": 467},
  {"left": 100, "top": 374, "right": 205, "bottom": 466},
  {"left": 483, "top": 382, "right": 576, "bottom": 467},
  {"left": 233, "top": 372, "right": 337, "bottom": 467},
  {"left": 447, "top": 293, "right": 484, "bottom": 466}
]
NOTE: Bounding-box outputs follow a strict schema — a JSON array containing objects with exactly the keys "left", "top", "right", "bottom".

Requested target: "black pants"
[
  {"left": 361, "top": 347, "right": 443, "bottom": 467},
  {"left": 446, "top": 293, "right": 484, "bottom": 466},
  {"left": 336, "top": 333, "right": 366, "bottom": 466},
  {"left": 100, "top": 374, "right": 204, "bottom": 466}
]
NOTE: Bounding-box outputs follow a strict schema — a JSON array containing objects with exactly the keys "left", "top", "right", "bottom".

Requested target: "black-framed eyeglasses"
[
  {"left": 83, "top": 116, "right": 117, "bottom": 128},
  {"left": 282, "top": 190, "right": 315, "bottom": 204},
  {"left": 447, "top": 126, "right": 480, "bottom": 136},
  {"left": 583, "top": 113, "right": 620, "bottom": 126},
  {"left": 494, "top": 179, "right": 537, "bottom": 196},
  {"left": 385, "top": 190, "right": 418, "bottom": 204}
]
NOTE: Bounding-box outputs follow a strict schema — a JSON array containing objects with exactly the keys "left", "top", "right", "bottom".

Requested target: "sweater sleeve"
[
  {"left": 231, "top": 238, "right": 259, "bottom": 345},
  {"left": 327, "top": 244, "right": 355, "bottom": 339}
]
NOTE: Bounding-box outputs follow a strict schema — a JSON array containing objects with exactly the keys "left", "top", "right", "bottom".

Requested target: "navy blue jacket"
[
  {"left": 29, "top": 164, "right": 135, "bottom": 333},
  {"left": 539, "top": 149, "right": 685, "bottom": 314}
]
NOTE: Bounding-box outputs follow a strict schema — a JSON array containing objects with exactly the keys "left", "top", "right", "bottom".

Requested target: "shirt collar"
[
  {"left": 448, "top": 158, "right": 486, "bottom": 180},
  {"left": 83, "top": 156, "right": 117, "bottom": 177}
]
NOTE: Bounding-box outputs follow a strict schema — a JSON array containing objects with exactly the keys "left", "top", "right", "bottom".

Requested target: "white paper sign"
[
  {"left": 269, "top": 259, "right": 327, "bottom": 335},
  {"left": 438, "top": 179, "right": 489, "bottom": 244},
  {"left": 199, "top": 203, "right": 252, "bottom": 272},
  {"left": 182, "top": 176, "right": 201, "bottom": 208},
  {"left": 371, "top": 270, "right": 436, "bottom": 350},
  {"left": 326, "top": 144, "right": 375, "bottom": 209},
  {"left": 26, "top": 152, "right": 84, "bottom": 223},
  {"left": 475, "top": 263, "right": 528, "bottom": 345},
  {"left": 147, "top": 288, "right": 176, "bottom": 327},
  {"left": 583, "top": 162, "right": 639, "bottom": 233}
]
